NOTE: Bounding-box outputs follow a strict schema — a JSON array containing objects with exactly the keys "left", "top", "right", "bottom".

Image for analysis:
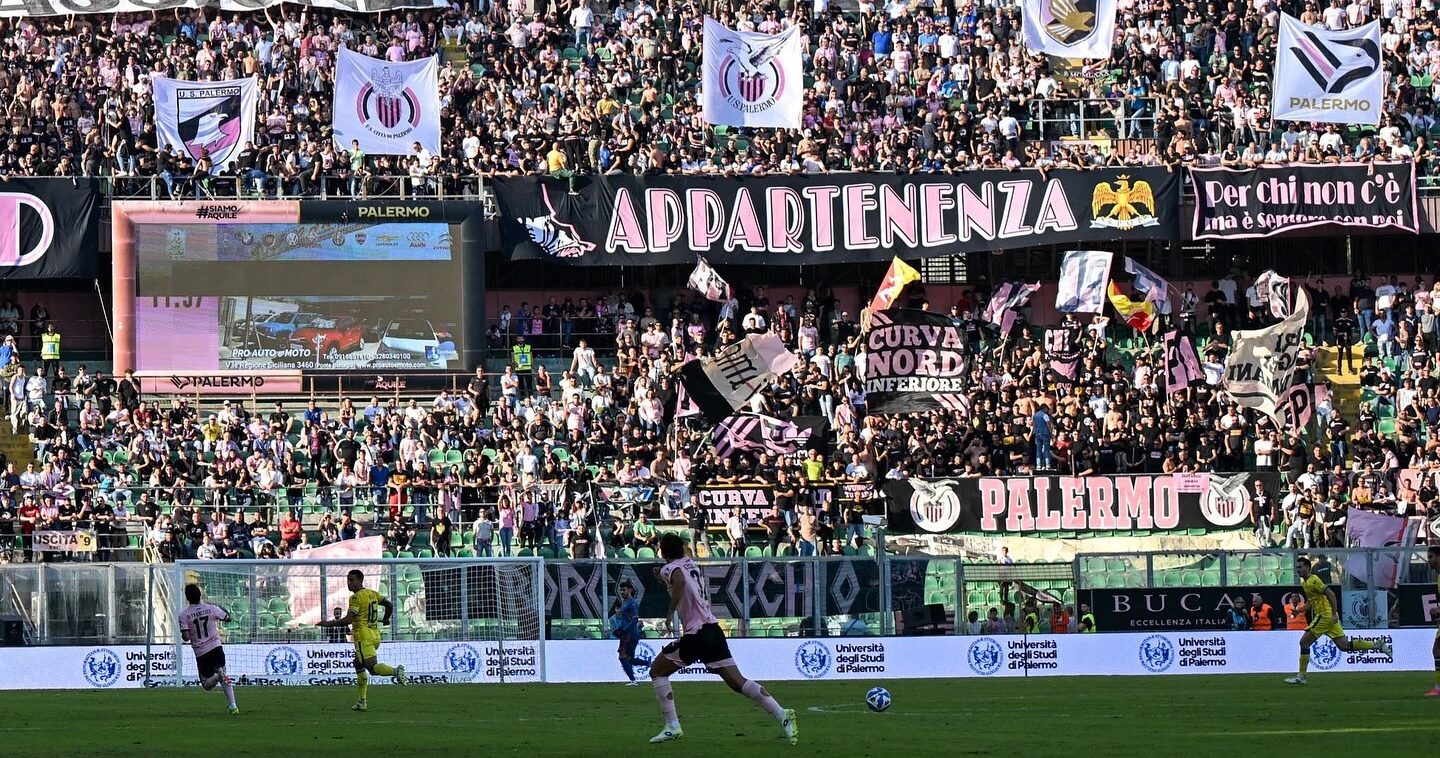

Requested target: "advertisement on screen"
[
  {"left": 135, "top": 296, "right": 460, "bottom": 371},
  {"left": 116, "top": 201, "right": 475, "bottom": 374}
]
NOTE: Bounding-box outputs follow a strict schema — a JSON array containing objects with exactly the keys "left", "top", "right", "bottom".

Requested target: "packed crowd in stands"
[
  {"left": 0, "top": 271, "right": 1437, "bottom": 563},
  {"left": 2, "top": 0, "right": 1440, "bottom": 193}
]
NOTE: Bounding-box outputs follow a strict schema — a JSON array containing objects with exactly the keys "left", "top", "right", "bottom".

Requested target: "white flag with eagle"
[
  {"left": 152, "top": 76, "right": 257, "bottom": 170},
  {"left": 1021, "top": 0, "right": 1117, "bottom": 59},
  {"left": 701, "top": 17, "right": 803, "bottom": 129},
  {"left": 333, "top": 48, "right": 441, "bottom": 155}
]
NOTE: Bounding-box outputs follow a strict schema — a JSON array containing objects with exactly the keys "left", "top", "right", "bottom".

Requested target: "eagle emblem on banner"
[
  {"left": 1042, "top": 0, "right": 1100, "bottom": 45},
  {"left": 1091, "top": 175, "right": 1159, "bottom": 230}
]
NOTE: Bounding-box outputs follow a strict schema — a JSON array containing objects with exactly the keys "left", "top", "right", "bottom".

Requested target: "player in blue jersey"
[{"left": 611, "top": 580, "right": 645, "bottom": 686}]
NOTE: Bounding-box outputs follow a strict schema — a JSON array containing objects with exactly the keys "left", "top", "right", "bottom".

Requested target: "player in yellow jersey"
[
  {"left": 1285, "top": 556, "right": 1392, "bottom": 684},
  {"left": 1425, "top": 547, "right": 1440, "bottom": 697},
  {"left": 317, "top": 569, "right": 408, "bottom": 710}
]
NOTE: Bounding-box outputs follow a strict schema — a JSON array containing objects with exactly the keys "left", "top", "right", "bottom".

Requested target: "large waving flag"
[
  {"left": 1224, "top": 288, "right": 1310, "bottom": 421},
  {"left": 1056, "top": 250, "right": 1113, "bottom": 313},
  {"left": 702, "top": 17, "right": 803, "bottom": 129},
  {"left": 152, "top": 76, "right": 257, "bottom": 169},
  {"left": 677, "top": 334, "right": 800, "bottom": 422},
  {"left": 1273, "top": 14, "right": 1382, "bottom": 126},
  {"left": 1124, "top": 256, "right": 1171, "bottom": 303},
  {"left": 1108, "top": 282, "right": 1156, "bottom": 331},
  {"left": 868, "top": 256, "right": 922, "bottom": 314},
  {"left": 1022, "top": 0, "right": 1117, "bottom": 59},
  {"left": 1162, "top": 330, "right": 1204, "bottom": 393},
  {"left": 687, "top": 256, "right": 732, "bottom": 303},
  {"left": 714, "top": 414, "right": 826, "bottom": 458},
  {"left": 333, "top": 48, "right": 441, "bottom": 155}
]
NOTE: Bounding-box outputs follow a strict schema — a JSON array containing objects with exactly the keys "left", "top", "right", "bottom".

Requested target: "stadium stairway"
[
  {"left": 441, "top": 42, "right": 467, "bottom": 65},
  {"left": 1312, "top": 344, "right": 1364, "bottom": 423},
  {"left": 0, "top": 427, "right": 33, "bottom": 468}
]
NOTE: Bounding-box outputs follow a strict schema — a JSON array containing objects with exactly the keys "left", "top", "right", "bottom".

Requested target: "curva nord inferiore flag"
[
  {"left": 152, "top": 76, "right": 257, "bottom": 169},
  {"left": 864, "top": 309, "right": 970, "bottom": 415},
  {"left": 1021, "top": 0, "right": 1117, "bottom": 59},
  {"left": 702, "top": 17, "right": 803, "bottom": 129},
  {"left": 333, "top": 47, "right": 441, "bottom": 155},
  {"left": 1273, "top": 14, "right": 1381, "bottom": 126}
]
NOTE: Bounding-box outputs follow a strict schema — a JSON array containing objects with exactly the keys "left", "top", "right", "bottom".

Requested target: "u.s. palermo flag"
[
  {"left": 152, "top": 76, "right": 257, "bottom": 169},
  {"left": 333, "top": 48, "right": 441, "bottom": 155},
  {"left": 1021, "top": 0, "right": 1117, "bottom": 60},
  {"left": 1274, "top": 14, "right": 1381, "bottom": 126},
  {"left": 702, "top": 17, "right": 802, "bottom": 129}
]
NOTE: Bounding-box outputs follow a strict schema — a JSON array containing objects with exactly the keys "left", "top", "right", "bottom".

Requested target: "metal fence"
[{"left": 2, "top": 548, "right": 1433, "bottom": 647}]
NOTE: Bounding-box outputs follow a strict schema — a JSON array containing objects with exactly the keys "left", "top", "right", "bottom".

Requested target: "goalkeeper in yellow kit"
[
  {"left": 1285, "top": 556, "right": 1392, "bottom": 685},
  {"left": 317, "top": 569, "right": 408, "bottom": 710}
]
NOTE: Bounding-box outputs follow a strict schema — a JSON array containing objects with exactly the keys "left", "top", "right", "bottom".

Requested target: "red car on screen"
[{"left": 291, "top": 317, "right": 366, "bottom": 362}]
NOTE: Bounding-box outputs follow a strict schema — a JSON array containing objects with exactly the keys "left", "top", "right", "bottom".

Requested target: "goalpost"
[{"left": 146, "top": 558, "right": 546, "bottom": 686}]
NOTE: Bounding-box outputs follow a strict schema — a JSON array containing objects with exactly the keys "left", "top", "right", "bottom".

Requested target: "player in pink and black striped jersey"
[
  {"left": 645, "top": 533, "right": 797, "bottom": 745},
  {"left": 178, "top": 584, "right": 238, "bottom": 714}
]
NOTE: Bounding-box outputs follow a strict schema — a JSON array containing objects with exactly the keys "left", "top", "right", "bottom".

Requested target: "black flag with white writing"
[
  {"left": 864, "top": 309, "right": 970, "bottom": 415},
  {"left": 677, "top": 334, "right": 800, "bottom": 423}
]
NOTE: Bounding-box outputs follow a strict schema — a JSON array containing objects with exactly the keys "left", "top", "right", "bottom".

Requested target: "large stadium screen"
[{"left": 125, "top": 203, "right": 467, "bottom": 372}]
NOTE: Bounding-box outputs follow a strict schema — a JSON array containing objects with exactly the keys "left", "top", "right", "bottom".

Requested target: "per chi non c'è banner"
[{"left": 1190, "top": 162, "right": 1417, "bottom": 240}]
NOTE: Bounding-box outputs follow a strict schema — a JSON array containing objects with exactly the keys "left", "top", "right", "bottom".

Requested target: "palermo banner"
[
  {"left": 883, "top": 472, "right": 1279, "bottom": 535},
  {"left": 492, "top": 168, "right": 1180, "bottom": 265},
  {"left": 1273, "top": 14, "right": 1382, "bottom": 126},
  {"left": 1191, "top": 163, "right": 1417, "bottom": 240},
  {"left": 0, "top": 178, "right": 99, "bottom": 279}
]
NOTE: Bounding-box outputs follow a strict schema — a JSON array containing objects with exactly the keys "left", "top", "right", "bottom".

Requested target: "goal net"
[{"left": 148, "top": 558, "right": 545, "bottom": 686}]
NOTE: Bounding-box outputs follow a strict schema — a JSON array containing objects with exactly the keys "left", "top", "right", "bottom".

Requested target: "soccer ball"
[{"left": 865, "top": 686, "right": 892, "bottom": 713}]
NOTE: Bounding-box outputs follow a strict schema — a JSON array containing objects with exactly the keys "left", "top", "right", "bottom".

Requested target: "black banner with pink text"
[
  {"left": 1190, "top": 163, "right": 1418, "bottom": 240},
  {"left": 493, "top": 168, "right": 1180, "bottom": 265},
  {"left": 884, "top": 473, "right": 1281, "bottom": 535}
]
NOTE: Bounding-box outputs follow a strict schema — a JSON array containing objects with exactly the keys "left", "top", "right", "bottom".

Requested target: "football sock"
[
  {"left": 1299, "top": 653, "right": 1310, "bottom": 675},
  {"left": 357, "top": 670, "right": 369, "bottom": 701},
  {"left": 652, "top": 676, "right": 678, "bottom": 724},
  {"left": 1433, "top": 656, "right": 1439, "bottom": 685},
  {"left": 741, "top": 679, "right": 787, "bottom": 721},
  {"left": 621, "top": 658, "right": 636, "bottom": 682},
  {"left": 221, "top": 678, "right": 236, "bottom": 708},
  {"left": 373, "top": 662, "right": 395, "bottom": 676},
  {"left": 1351, "top": 640, "right": 1376, "bottom": 651}
]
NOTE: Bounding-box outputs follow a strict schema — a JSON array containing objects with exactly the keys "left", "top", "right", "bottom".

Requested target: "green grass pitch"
[{"left": 2, "top": 674, "right": 1438, "bottom": 756}]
